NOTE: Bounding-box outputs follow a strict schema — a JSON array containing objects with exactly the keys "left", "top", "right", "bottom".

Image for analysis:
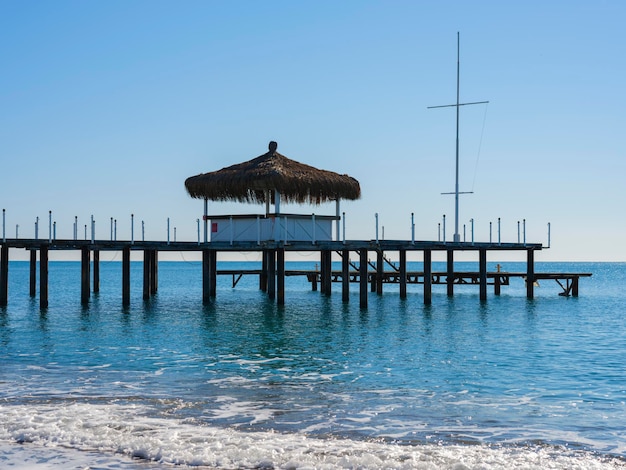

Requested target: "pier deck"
[{"left": 0, "top": 238, "right": 591, "bottom": 308}]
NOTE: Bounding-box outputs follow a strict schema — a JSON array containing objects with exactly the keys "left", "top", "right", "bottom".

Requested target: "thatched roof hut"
[{"left": 184, "top": 141, "right": 361, "bottom": 206}]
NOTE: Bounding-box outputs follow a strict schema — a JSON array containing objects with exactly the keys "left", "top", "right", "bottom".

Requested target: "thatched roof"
[{"left": 185, "top": 141, "right": 361, "bottom": 204}]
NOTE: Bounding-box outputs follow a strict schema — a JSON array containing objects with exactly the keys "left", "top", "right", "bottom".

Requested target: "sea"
[{"left": 0, "top": 258, "right": 625, "bottom": 469}]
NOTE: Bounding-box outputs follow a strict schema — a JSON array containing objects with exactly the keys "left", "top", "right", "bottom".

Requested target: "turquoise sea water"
[{"left": 0, "top": 259, "right": 625, "bottom": 469}]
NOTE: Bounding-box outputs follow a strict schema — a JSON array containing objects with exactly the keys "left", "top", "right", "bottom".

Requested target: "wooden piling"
[
  {"left": 150, "top": 250, "right": 158, "bottom": 295},
  {"left": 93, "top": 250, "right": 100, "bottom": 293},
  {"left": 446, "top": 249, "right": 454, "bottom": 297},
  {"left": 122, "top": 246, "right": 131, "bottom": 306},
  {"left": 424, "top": 249, "right": 432, "bottom": 305},
  {"left": 376, "top": 250, "right": 383, "bottom": 295},
  {"left": 260, "top": 250, "right": 268, "bottom": 292},
  {"left": 341, "top": 249, "right": 350, "bottom": 302},
  {"left": 40, "top": 245, "right": 49, "bottom": 309},
  {"left": 321, "top": 250, "right": 332, "bottom": 295},
  {"left": 30, "top": 249, "right": 37, "bottom": 297},
  {"left": 526, "top": 249, "right": 535, "bottom": 299},
  {"left": 81, "top": 246, "right": 90, "bottom": 305},
  {"left": 267, "top": 250, "right": 276, "bottom": 300},
  {"left": 479, "top": 249, "right": 487, "bottom": 301},
  {"left": 277, "top": 247, "right": 285, "bottom": 305},
  {"left": 359, "top": 249, "right": 368, "bottom": 308},
  {"left": 143, "top": 250, "right": 151, "bottom": 300},
  {"left": 209, "top": 250, "right": 217, "bottom": 298},
  {"left": 399, "top": 249, "right": 407, "bottom": 299},
  {"left": 0, "top": 243, "right": 8, "bottom": 306},
  {"left": 202, "top": 249, "right": 210, "bottom": 304}
]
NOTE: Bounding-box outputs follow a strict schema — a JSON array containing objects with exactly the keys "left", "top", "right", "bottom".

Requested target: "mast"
[{"left": 428, "top": 32, "right": 488, "bottom": 242}]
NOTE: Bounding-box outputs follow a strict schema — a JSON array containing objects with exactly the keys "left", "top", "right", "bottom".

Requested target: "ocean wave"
[{"left": 0, "top": 402, "right": 623, "bottom": 469}]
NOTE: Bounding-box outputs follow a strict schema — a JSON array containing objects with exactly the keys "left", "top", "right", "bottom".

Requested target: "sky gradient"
[{"left": 2, "top": 1, "right": 624, "bottom": 261}]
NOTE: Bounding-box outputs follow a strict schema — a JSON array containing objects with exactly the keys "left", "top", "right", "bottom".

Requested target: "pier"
[{"left": 0, "top": 238, "right": 591, "bottom": 309}]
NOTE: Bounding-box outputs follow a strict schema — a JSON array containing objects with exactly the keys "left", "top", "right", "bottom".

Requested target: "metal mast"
[{"left": 428, "top": 32, "right": 488, "bottom": 242}]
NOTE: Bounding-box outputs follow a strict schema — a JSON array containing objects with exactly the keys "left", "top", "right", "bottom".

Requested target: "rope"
[{"left": 470, "top": 102, "right": 489, "bottom": 192}]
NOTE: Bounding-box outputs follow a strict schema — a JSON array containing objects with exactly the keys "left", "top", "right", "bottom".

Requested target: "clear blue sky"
[{"left": 1, "top": 1, "right": 624, "bottom": 261}]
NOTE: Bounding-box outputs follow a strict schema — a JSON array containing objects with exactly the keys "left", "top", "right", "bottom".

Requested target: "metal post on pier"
[
  {"left": 91, "top": 215, "right": 95, "bottom": 244},
  {"left": 411, "top": 212, "right": 415, "bottom": 244},
  {"left": 35, "top": 216, "right": 39, "bottom": 240},
  {"left": 523, "top": 219, "right": 526, "bottom": 246},
  {"left": 547, "top": 222, "right": 551, "bottom": 248},
  {"left": 131, "top": 214, "right": 135, "bottom": 244},
  {"left": 2, "top": 208, "right": 5, "bottom": 243},
  {"left": 443, "top": 215, "right": 446, "bottom": 243},
  {"left": 470, "top": 218, "right": 474, "bottom": 245},
  {"left": 167, "top": 218, "right": 170, "bottom": 245},
  {"left": 48, "top": 211, "right": 52, "bottom": 243},
  {"left": 489, "top": 221, "right": 492, "bottom": 243},
  {"left": 498, "top": 217, "right": 501, "bottom": 245},
  {"left": 375, "top": 213, "right": 379, "bottom": 244}
]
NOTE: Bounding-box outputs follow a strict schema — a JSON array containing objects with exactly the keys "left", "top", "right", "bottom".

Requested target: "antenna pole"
[
  {"left": 454, "top": 32, "right": 461, "bottom": 242},
  {"left": 428, "top": 32, "right": 488, "bottom": 243}
]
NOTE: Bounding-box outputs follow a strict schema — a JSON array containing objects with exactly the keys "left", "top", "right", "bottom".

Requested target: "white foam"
[{"left": 0, "top": 402, "right": 623, "bottom": 469}]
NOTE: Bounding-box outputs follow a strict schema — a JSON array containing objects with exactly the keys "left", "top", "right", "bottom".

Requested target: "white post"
[
  {"left": 256, "top": 215, "right": 260, "bottom": 245},
  {"left": 498, "top": 217, "right": 501, "bottom": 245},
  {"left": 74, "top": 216, "right": 78, "bottom": 240},
  {"left": 442, "top": 215, "right": 446, "bottom": 243},
  {"left": 15, "top": 225, "right": 19, "bottom": 238},
  {"left": 547, "top": 222, "right": 551, "bottom": 248},
  {"left": 375, "top": 213, "right": 379, "bottom": 243},
  {"left": 167, "top": 217, "right": 170, "bottom": 245},
  {"left": 203, "top": 198, "right": 208, "bottom": 243},
  {"left": 342, "top": 212, "right": 346, "bottom": 244},
  {"left": 2, "top": 208, "right": 5, "bottom": 242},
  {"left": 312, "top": 213, "right": 316, "bottom": 245},
  {"left": 48, "top": 210, "right": 52, "bottom": 243},
  {"left": 197, "top": 218, "right": 200, "bottom": 245},
  {"left": 411, "top": 212, "right": 415, "bottom": 244},
  {"left": 131, "top": 214, "right": 134, "bottom": 244},
  {"left": 438, "top": 223, "right": 441, "bottom": 242},
  {"left": 35, "top": 216, "right": 39, "bottom": 240},
  {"left": 335, "top": 199, "right": 340, "bottom": 241}
]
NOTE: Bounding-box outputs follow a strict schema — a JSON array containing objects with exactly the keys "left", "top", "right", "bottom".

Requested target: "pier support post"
[
  {"left": 267, "top": 250, "right": 276, "bottom": 300},
  {"left": 143, "top": 250, "right": 151, "bottom": 300},
  {"left": 260, "top": 250, "right": 268, "bottom": 292},
  {"left": 526, "top": 249, "right": 535, "bottom": 299},
  {"left": 494, "top": 274, "right": 501, "bottom": 296},
  {"left": 122, "top": 246, "right": 131, "bottom": 306},
  {"left": 40, "top": 245, "right": 49, "bottom": 309},
  {"left": 81, "top": 246, "right": 90, "bottom": 305},
  {"left": 359, "top": 249, "right": 368, "bottom": 308},
  {"left": 399, "top": 249, "right": 407, "bottom": 299},
  {"left": 376, "top": 250, "right": 384, "bottom": 295},
  {"left": 321, "top": 250, "right": 332, "bottom": 296},
  {"left": 479, "top": 249, "right": 487, "bottom": 301},
  {"left": 209, "top": 250, "right": 217, "bottom": 298},
  {"left": 341, "top": 249, "right": 350, "bottom": 302},
  {"left": 277, "top": 247, "right": 285, "bottom": 305},
  {"left": 446, "top": 249, "right": 454, "bottom": 297},
  {"left": 0, "top": 243, "right": 8, "bottom": 307},
  {"left": 150, "top": 250, "right": 158, "bottom": 295},
  {"left": 572, "top": 277, "right": 579, "bottom": 297},
  {"left": 93, "top": 250, "right": 100, "bottom": 293},
  {"left": 424, "top": 249, "right": 432, "bottom": 305},
  {"left": 30, "top": 249, "right": 37, "bottom": 297},
  {"left": 202, "top": 249, "right": 210, "bottom": 304}
]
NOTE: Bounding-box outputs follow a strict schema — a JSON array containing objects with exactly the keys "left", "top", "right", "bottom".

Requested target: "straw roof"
[{"left": 185, "top": 141, "right": 361, "bottom": 204}]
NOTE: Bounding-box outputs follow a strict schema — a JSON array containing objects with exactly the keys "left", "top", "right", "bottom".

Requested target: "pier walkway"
[{"left": 0, "top": 238, "right": 591, "bottom": 309}]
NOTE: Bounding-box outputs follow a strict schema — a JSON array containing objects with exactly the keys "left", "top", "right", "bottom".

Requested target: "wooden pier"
[{"left": 0, "top": 238, "right": 591, "bottom": 309}]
